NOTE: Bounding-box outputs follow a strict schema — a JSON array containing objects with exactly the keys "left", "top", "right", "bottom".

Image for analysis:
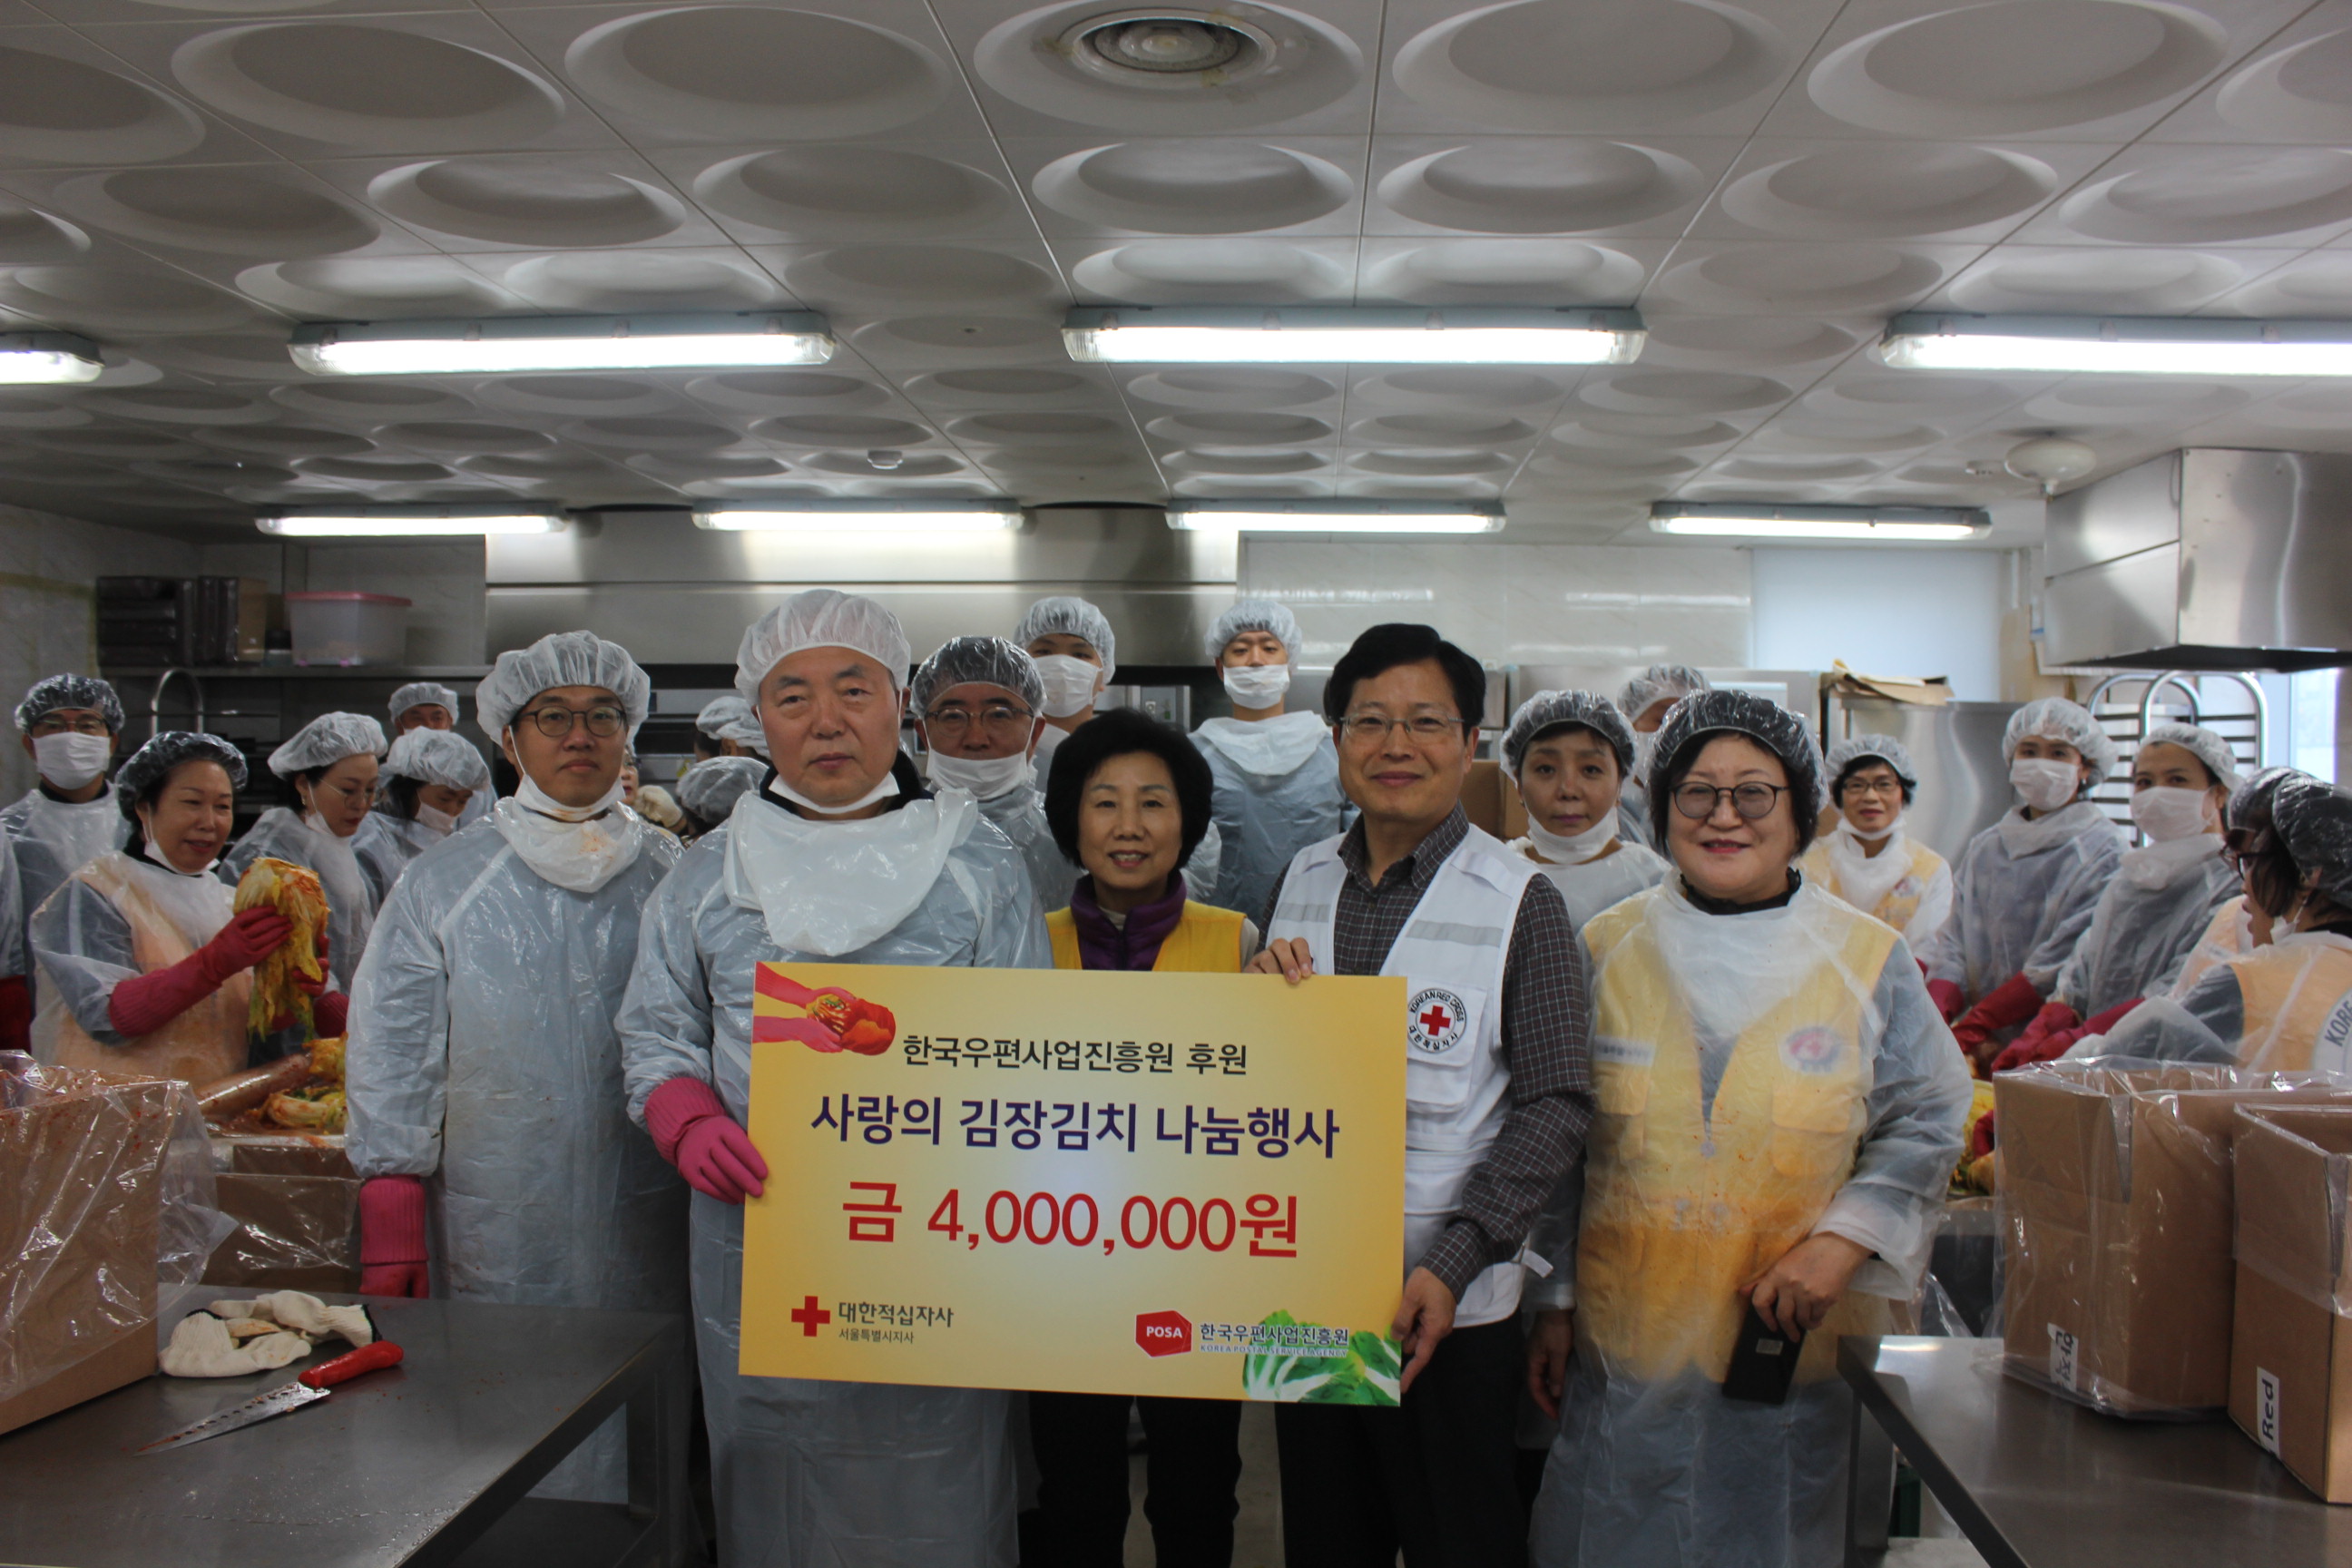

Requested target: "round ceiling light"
[{"left": 1063, "top": 9, "right": 1277, "bottom": 88}]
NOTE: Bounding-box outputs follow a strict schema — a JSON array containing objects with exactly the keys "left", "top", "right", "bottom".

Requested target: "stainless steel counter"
[
  {"left": 1841, "top": 1336, "right": 2352, "bottom": 1568},
  {"left": 0, "top": 1297, "right": 693, "bottom": 1568}
]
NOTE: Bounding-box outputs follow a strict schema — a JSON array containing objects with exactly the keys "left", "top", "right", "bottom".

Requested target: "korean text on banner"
[{"left": 740, "top": 962, "right": 1408, "bottom": 1405}]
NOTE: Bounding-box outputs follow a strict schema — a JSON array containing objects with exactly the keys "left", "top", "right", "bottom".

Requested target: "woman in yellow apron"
[
  {"left": 1531, "top": 691, "right": 1971, "bottom": 1568},
  {"left": 2091, "top": 773, "right": 2352, "bottom": 1071},
  {"left": 1029, "top": 705, "right": 1249, "bottom": 1567},
  {"left": 1798, "top": 734, "right": 1952, "bottom": 944},
  {"left": 30, "top": 731, "right": 331, "bottom": 1083}
]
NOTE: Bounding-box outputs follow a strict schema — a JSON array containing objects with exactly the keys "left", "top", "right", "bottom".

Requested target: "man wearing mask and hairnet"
[
  {"left": 1988, "top": 722, "right": 2240, "bottom": 1071},
  {"left": 619, "top": 589, "right": 1050, "bottom": 1567},
  {"left": 913, "top": 634, "right": 1076, "bottom": 915},
  {"left": 1191, "top": 599, "right": 1348, "bottom": 920},
  {"left": 354, "top": 728, "right": 492, "bottom": 891},
  {"left": 388, "top": 680, "right": 492, "bottom": 829},
  {"left": 6, "top": 675, "right": 132, "bottom": 970},
  {"left": 346, "top": 631, "right": 685, "bottom": 1504},
  {"left": 1614, "top": 665, "right": 1710, "bottom": 849},
  {"left": 224, "top": 712, "right": 387, "bottom": 990},
  {"left": 1917, "top": 697, "right": 2126, "bottom": 1070}
]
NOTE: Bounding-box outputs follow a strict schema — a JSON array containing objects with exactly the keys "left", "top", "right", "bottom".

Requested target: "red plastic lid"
[{"left": 286, "top": 592, "right": 412, "bottom": 606}]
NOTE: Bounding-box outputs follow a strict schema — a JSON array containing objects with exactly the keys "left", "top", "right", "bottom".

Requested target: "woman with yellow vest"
[
  {"left": 2090, "top": 773, "right": 2352, "bottom": 1071},
  {"left": 1032, "top": 704, "right": 1248, "bottom": 1566},
  {"left": 1798, "top": 734, "right": 1952, "bottom": 943},
  {"left": 1531, "top": 691, "right": 1970, "bottom": 1568}
]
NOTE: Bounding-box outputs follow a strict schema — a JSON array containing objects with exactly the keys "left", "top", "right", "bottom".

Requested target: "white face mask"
[
  {"left": 2130, "top": 785, "right": 2214, "bottom": 844},
  {"left": 34, "top": 731, "right": 112, "bottom": 789},
  {"left": 1033, "top": 654, "right": 1102, "bottom": 719},
  {"left": 768, "top": 769, "right": 902, "bottom": 818},
  {"left": 1843, "top": 812, "right": 1900, "bottom": 843},
  {"left": 2010, "top": 757, "right": 2081, "bottom": 813},
  {"left": 926, "top": 750, "right": 1033, "bottom": 802},
  {"left": 494, "top": 771, "right": 643, "bottom": 893},
  {"left": 1525, "top": 813, "right": 1617, "bottom": 866},
  {"left": 1221, "top": 663, "right": 1291, "bottom": 710},
  {"left": 415, "top": 802, "right": 459, "bottom": 836}
]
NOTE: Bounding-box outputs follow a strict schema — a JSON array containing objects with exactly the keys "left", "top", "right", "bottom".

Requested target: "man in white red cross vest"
[{"left": 1250, "top": 622, "right": 1594, "bottom": 1568}]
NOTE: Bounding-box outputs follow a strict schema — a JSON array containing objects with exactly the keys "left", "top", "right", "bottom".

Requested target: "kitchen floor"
[{"left": 1122, "top": 1402, "right": 1284, "bottom": 1567}]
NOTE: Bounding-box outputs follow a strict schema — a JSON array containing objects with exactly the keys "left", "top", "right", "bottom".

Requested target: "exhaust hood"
[{"left": 2042, "top": 449, "right": 2352, "bottom": 671}]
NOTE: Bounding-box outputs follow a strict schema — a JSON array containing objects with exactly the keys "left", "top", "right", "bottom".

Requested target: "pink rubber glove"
[
  {"left": 358, "top": 1174, "right": 430, "bottom": 1298},
  {"left": 645, "top": 1075, "right": 769, "bottom": 1203},
  {"left": 1926, "top": 978, "right": 1965, "bottom": 1023}
]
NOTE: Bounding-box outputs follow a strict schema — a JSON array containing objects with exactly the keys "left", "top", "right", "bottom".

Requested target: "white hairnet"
[
  {"left": 115, "top": 730, "right": 247, "bottom": 806},
  {"left": 1203, "top": 599, "right": 1304, "bottom": 666},
  {"left": 911, "top": 636, "right": 1044, "bottom": 716},
  {"left": 15, "top": 673, "right": 123, "bottom": 734},
  {"left": 383, "top": 727, "right": 490, "bottom": 791},
  {"left": 2275, "top": 775, "right": 2352, "bottom": 907},
  {"left": 2003, "top": 696, "right": 2118, "bottom": 779},
  {"left": 1503, "top": 690, "right": 1635, "bottom": 778},
  {"left": 1648, "top": 689, "right": 1828, "bottom": 847},
  {"left": 2140, "top": 721, "right": 2240, "bottom": 789},
  {"left": 1617, "top": 664, "right": 1710, "bottom": 720},
  {"left": 1014, "top": 595, "right": 1116, "bottom": 681},
  {"left": 387, "top": 681, "right": 460, "bottom": 723},
  {"left": 676, "top": 755, "right": 769, "bottom": 823},
  {"left": 696, "top": 694, "right": 754, "bottom": 739},
  {"left": 734, "top": 589, "right": 913, "bottom": 702},
  {"left": 1826, "top": 733, "right": 1920, "bottom": 789},
  {"left": 477, "top": 630, "right": 652, "bottom": 741},
  {"left": 267, "top": 711, "right": 386, "bottom": 777}
]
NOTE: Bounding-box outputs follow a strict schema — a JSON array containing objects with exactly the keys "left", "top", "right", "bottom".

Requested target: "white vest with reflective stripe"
[{"left": 1269, "top": 824, "right": 1535, "bottom": 1327}]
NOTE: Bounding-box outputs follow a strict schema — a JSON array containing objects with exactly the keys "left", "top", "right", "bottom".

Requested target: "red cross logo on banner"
[{"left": 790, "top": 1295, "right": 832, "bottom": 1338}]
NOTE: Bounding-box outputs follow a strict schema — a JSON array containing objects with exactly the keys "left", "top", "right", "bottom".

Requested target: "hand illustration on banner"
[
  {"left": 753, "top": 968, "right": 897, "bottom": 1054},
  {"left": 740, "top": 961, "right": 1408, "bottom": 1405}
]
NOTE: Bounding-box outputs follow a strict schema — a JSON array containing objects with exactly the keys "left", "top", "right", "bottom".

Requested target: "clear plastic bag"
[{"left": 1, "top": 1051, "right": 230, "bottom": 1426}]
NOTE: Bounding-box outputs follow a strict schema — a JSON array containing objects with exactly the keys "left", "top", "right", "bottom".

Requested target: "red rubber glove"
[
  {"left": 199, "top": 907, "right": 296, "bottom": 984},
  {"left": 1952, "top": 972, "right": 2043, "bottom": 1066},
  {"left": 312, "top": 990, "right": 349, "bottom": 1038},
  {"left": 0, "top": 975, "right": 29, "bottom": 1056},
  {"left": 110, "top": 908, "right": 295, "bottom": 1037},
  {"left": 1926, "top": 978, "right": 1966, "bottom": 1023},
  {"left": 1972, "top": 1108, "right": 1997, "bottom": 1159},
  {"left": 270, "top": 933, "right": 332, "bottom": 1034},
  {"left": 358, "top": 1174, "right": 430, "bottom": 1298},
  {"left": 646, "top": 1075, "right": 768, "bottom": 1203}
]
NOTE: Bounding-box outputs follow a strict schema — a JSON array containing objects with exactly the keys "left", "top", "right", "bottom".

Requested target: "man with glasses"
[
  {"left": 1250, "top": 622, "right": 1592, "bottom": 1568},
  {"left": 5, "top": 677, "right": 131, "bottom": 1026},
  {"left": 911, "top": 633, "right": 1076, "bottom": 915},
  {"left": 346, "top": 631, "right": 686, "bottom": 1504}
]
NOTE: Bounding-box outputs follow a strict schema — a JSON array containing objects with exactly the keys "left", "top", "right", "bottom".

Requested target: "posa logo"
[{"left": 1135, "top": 1310, "right": 1192, "bottom": 1357}]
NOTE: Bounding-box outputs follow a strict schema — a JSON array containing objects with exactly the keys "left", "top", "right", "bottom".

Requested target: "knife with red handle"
[{"left": 138, "top": 1341, "right": 405, "bottom": 1454}]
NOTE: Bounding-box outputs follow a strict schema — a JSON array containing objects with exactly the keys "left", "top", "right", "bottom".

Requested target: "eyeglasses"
[
  {"left": 29, "top": 714, "right": 111, "bottom": 738},
  {"left": 1840, "top": 776, "right": 1905, "bottom": 799},
  {"left": 923, "top": 702, "right": 1034, "bottom": 738},
  {"left": 1339, "top": 712, "right": 1465, "bottom": 746},
  {"left": 1671, "top": 780, "right": 1792, "bottom": 821},
  {"left": 522, "top": 703, "right": 625, "bottom": 739},
  {"left": 2221, "top": 825, "right": 2269, "bottom": 870}
]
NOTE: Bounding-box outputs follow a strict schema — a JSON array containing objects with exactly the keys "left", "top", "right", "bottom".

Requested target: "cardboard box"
[
  {"left": 0, "top": 1069, "right": 181, "bottom": 1437},
  {"left": 2229, "top": 1105, "right": 2352, "bottom": 1500},
  {"left": 202, "top": 1136, "right": 359, "bottom": 1293},
  {"left": 1996, "top": 1063, "right": 2352, "bottom": 1416},
  {"left": 1460, "top": 760, "right": 1528, "bottom": 843}
]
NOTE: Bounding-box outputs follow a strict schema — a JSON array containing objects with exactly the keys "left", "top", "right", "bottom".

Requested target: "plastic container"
[{"left": 286, "top": 592, "right": 410, "bottom": 667}]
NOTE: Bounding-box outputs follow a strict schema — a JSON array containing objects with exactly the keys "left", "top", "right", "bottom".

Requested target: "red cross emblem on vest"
[
  {"left": 1406, "top": 987, "right": 1469, "bottom": 1054},
  {"left": 790, "top": 1295, "right": 831, "bottom": 1337},
  {"left": 1419, "top": 1001, "right": 1453, "bottom": 1034}
]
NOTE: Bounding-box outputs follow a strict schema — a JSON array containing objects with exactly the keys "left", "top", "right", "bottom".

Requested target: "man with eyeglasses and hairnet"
[
  {"left": 620, "top": 589, "right": 1050, "bottom": 1567},
  {"left": 912, "top": 633, "right": 1076, "bottom": 916},
  {"left": 346, "top": 631, "right": 687, "bottom": 1504}
]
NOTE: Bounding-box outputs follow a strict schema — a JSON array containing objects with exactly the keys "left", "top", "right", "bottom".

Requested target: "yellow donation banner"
[{"left": 740, "top": 960, "right": 1408, "bottom": 1405}]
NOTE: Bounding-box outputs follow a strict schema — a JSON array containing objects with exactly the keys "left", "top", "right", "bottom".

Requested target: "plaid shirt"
[{"left": 1261, "top": 806, "right": 1593, "bottom": 1301}]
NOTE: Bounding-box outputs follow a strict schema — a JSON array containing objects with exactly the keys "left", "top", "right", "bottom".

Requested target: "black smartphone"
[{"left": 1721, "top": 1302, "right": 1804, "bottom": 1405}]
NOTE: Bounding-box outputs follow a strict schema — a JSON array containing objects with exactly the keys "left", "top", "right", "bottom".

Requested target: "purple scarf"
[{"left": 1069, "top": 873, "right": 1190, "bottom": 972}]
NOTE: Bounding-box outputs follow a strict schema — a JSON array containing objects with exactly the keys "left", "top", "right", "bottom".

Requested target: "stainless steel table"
[
  {"left": 1841, "top": 1336, "right": 2352, "bottom": 1568},
  {"left": 0, "top": 1297, "right": 694, "bottom": 1568}
]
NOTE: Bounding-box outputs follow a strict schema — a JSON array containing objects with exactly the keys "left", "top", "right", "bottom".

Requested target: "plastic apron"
[
  {"left": 34, "top": 851, "right": 249, "bottom": 1084},
  {"left": 2170, "top": 896, "right": 2253, "bottom": 1000},
  {"left": 5, "top": 786, "right": 129, "bottom": 977},
  {"left": 2052, "top": 843, "right": 2239, "bottom": 1017},
  {"left": 1798, "top": 828, "right": 1947, "bottom": 939},
  {"left": 978, "top": 785, "right": 1074, "bottom": 920},
  {"left": 2232, "top": 935, "right": 2352, "bottom": 1073},
  {"left": 1507, "top": 837, "right": 1668, "bottom": 933},
  {"left": 1192, "top": 716, "right": 1348, "bottom": 923},
  {"left": 1266, "top": 825, "right": 1534, "bottom": 1328},
  {"left": 1919, "top": 803, "right": 2123, "bottom": 1001},
  {"left": 1535, "top": 886, "right": 1898, "bottom": 1568}
]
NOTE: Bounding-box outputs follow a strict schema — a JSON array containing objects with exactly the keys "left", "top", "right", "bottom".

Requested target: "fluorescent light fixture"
[
  {"left": 0, "top": 330, "right": 103, "bottom": 386},
  {"left": 289, "top": 312, "right": 833, "bottom": 376},
  {"left": 258, "top": 505, "right": 565, "bottom": 537},
  {"left": 1650, "top": 503, "right": 1988, "bottom": 542},
  {"left": 692, "top": 499, "right": 1022, "bottom": 534},
  {"left": 1064, "top": 307, "right": 1643, "bottom": 365},
  {"left": 1879, "top": 312, "right": 2352, "bottom": 377},
  {"left": 1168, "top": 501, "right": 1504, "bottom": 534}
]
